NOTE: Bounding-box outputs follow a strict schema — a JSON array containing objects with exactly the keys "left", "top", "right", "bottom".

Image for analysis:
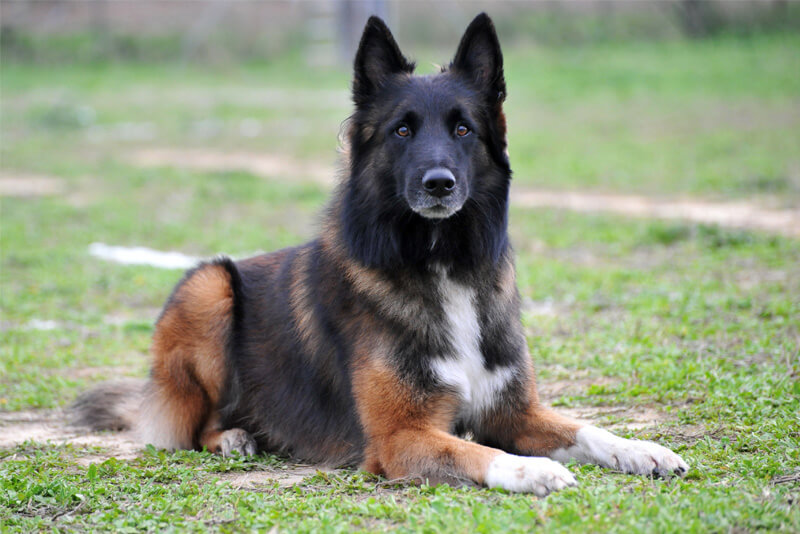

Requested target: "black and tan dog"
[{"left": 74, "top": 14, "right": 687, "bottom": 496}]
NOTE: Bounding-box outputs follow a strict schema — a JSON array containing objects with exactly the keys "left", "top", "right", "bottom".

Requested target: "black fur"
[
  {"left": 76, "top": 13, "right": 531, "bottom": 466},
  {"left": 342, "top": 15, "right": 511, "bottom": 272},
  {"left": 212, "top": 13, "right": 529, "bottom": 464},
  {"left": 71, "top": 15, "right": 689, "bottom": 485}
]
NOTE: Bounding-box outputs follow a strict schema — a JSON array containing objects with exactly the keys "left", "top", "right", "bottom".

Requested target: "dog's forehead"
[{"left": 393, "top": 73, "right": 477, "bottom": 112}]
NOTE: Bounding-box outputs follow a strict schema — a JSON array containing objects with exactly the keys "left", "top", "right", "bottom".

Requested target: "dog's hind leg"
[
  {"left": 197, "top": 412, "right": 257, "bottom": 457},
  {"left": 141, "top": 259, "right": 254, "bottom": 455}
]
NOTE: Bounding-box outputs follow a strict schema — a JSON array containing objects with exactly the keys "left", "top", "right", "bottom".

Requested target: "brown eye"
[
  {"left": 396, "top": 125, "right": 410, "bottom": 137},
  {"left": 456, "top": 124, "right": 470, "bottom": 137}
]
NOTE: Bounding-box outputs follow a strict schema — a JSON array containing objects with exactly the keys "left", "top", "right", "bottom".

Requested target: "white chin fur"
[
  {"left": 550, "top": 426, "right": 689, "bottom": 477},
  {"left": 484, "top": 453, "right": 577, "bottom": 496},
  {"left": 413, "top": 206, "right": 458, "bottom": 219}
]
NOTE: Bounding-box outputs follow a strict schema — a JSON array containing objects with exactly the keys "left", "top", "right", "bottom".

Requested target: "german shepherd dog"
[{"left": 74, "top": 14, "right": 687, "bottom": 496}]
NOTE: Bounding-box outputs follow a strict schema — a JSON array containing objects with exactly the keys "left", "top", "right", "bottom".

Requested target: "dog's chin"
[{"left": 412, "top": 204, "right": 461, "bottom": 220}]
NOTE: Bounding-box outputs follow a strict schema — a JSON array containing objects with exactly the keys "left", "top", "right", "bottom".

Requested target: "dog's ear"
[
  {"left": 353, "top": 16, "right": 414, "bottom": 105},
  {"left": 451, "top": 13, "right": 506, "bottom": 101}
]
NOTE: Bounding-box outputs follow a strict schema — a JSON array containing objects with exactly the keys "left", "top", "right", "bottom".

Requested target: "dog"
[{"left": 73, "top": 13, "right": 688, "bottom": 496}]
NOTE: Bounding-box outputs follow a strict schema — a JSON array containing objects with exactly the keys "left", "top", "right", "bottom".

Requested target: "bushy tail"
[{"left": 70, "top": 378, "right": 146, "bottom": 431}]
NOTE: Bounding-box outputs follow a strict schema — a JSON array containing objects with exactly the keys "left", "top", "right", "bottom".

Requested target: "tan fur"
[
  {"left": 478, "top": 367, "right": 581, "bottom": 455},
  {"left": 352, "top": 350, "right": 502, "bottom": 485},
  {"left": 341, "top": 259, "right": 429, "bottom": 323},
  {"left": 198, "top": 412, "right": 226, "bottom": 452},
  {"left": 495, "top": 253, "right": 517, "bottom": 304},
  {"left": 514, "top": 405, "right": 582, "bottom": 455},
  {"left": 142, "top": 263, "right": 233, "bottom": 450},
  {"left": 516, "top": 378, "right": 582, "bottom": 453},
  {"left": 289, "top": 248, "right": 324, "bottom": 356}
]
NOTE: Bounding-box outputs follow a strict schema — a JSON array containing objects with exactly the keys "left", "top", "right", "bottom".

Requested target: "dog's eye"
[
  {"left": 395, "top": 125, "right": 410, "bottom": 138},
  {"left": 456, "top": 124, "right": 470, "bottom": 137}
]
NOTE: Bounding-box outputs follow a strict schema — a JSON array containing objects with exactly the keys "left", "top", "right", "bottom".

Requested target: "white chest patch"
[{"left": 430, "top": 274, "right": 514, "bottom": 419}]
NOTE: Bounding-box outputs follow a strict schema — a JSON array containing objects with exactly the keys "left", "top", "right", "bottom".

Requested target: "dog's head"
[{"left": 348, "top": 13, "right": 510, "bottom": 221}]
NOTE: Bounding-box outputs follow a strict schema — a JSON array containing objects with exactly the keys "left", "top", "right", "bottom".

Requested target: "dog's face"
[{"left": 350, "top": 14, "right": 509, "bottom": 221}]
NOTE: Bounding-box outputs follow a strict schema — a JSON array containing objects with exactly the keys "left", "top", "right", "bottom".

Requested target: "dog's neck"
[{"left": 330, "top": 185, "right": 509, "bottom": 275}]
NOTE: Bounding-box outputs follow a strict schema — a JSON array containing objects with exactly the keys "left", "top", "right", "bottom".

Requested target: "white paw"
[
  {"left": 551, "top": 426, "right": 689, "bottom": 477},
  {"left": 485, "top": 453, "right": 577, "bottom": 496}
]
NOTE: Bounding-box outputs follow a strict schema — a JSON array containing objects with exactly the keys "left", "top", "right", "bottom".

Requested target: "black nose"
[{"left": 422, "top": 168, "right": 456, "bottom": 198}]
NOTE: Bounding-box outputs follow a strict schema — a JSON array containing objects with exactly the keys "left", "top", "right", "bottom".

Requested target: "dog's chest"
[{"left": 429, "top": 274, "right": 514, "bottom": 419}]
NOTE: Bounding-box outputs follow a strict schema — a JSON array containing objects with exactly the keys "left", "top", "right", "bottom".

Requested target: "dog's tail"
[{"left": 71, "top": 378, "right": 146, "bottom": 432}]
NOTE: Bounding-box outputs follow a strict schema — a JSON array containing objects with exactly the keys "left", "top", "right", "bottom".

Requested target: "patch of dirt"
[
  {"left": 557, "top": 405, "right": 670, "bottom": 431},
  {"left": 538, "top": 376, "right": 672, "bottom": 431},
  {"left": 0, "top": 173, "right": 65, "bottom": 196},
  {"left": 521, "top": 297, "right": 561, "bottom": 317},
  {"left": 125, "top": 147, "right": 799, "bottom": 236},
  {"left": 58, "top": 365, "right": 144, "bottom": 381},
  {"left": 0, "top": 410, "right": 140, "bottom": 461},
  {"left": 536, "top": 375, "right": 619, "bottom": 401},
  {"left": 127, "top": 148, "right": 335, "bottom": 186},
  {"left": 216, "top": 465, "right": 326, "bottom": 489},
  {"left": 0, "top": 410, "right": 334, "bottom": 486},
  {"left": 513, "top": 188, "right": 800, "bottom": 237}
]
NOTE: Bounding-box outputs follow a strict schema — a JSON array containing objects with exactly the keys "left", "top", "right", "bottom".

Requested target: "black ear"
[
  {"left": 451, "top": 13, "right": 505, "bottom": 101},
  {"left": 353, "top": 16, "right": 414, "bottom": 105}
]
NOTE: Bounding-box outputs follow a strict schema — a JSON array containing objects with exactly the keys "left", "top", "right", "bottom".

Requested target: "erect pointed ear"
[
  {"left": 353, "top": 16, "right": 414, "bottom": 105},
  {"left": 451, "top": 13, "right": 506, "bottom": 101}
]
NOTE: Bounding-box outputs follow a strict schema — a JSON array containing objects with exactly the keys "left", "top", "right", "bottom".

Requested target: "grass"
[{"left": 1, "top": 34, "right": 799, "bottom": 532}]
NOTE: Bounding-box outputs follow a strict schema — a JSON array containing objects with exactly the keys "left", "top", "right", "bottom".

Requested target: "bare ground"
[
  {"left": 5, "top": 152, "right": 798, "bottom": 236},
  {"left": 125, "top": 147, "right": 800, "bottom": 237},
  {"left": 0, "top": 410, "right": 139, "bottom": 463},
  {"left": 1, "top": 374, "right": 672, "bottom": 476},
  {"left": 216, "top": 466, "right": 330, "bottom": 490},
  {"left": 0, "top": 173, "right": 65, "bottom": 196},
  {"left": 126, "top": 148, "right": 336, "bottom": 186},
  {"left": 0, "top": 410, "right": 331, "bottom": 488},
  {"left": 513, "top": 189, "right": 800, "bottom": 237}
]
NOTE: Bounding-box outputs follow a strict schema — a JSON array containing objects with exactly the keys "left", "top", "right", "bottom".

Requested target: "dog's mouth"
[
  {"left": 412, "top": 201, "right": 461, "bottom": 220},
  {"left": 406, "top": 180, "right": 466, "bottom": 220}
]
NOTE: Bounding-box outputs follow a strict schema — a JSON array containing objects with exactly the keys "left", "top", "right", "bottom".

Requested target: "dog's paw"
[
  {"left": 552, "top": 426, "right": 688, "bottom": 478},
  {"left": 485, "top": 453, "right": 577, "bottom": 496},
  {"left": 219, "top": 428, "right": 257, "bottom": 457},
  {"left": 609, "top": 438, "right": 688, "bottom": 478}
]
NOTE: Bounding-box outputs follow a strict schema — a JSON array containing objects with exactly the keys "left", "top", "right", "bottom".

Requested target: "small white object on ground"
[{"left": 89, "top": 243, "right": 199, "bottom": 270}]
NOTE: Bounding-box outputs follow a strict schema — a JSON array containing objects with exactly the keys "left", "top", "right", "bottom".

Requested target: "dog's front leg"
[
  {"left": 508, "top": 401, "right": 689, "bottom": 478},
  {"left": 352, "top": 358, "right": 576, "bottom": 495}
]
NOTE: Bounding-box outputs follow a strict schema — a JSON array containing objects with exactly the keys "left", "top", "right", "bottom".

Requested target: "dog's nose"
[{"left": 422, "top": 168, "right": 456, "bottom": 198}]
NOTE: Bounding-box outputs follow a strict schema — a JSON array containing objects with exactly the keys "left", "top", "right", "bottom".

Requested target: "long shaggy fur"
[
  {"left": 72, "top": 13, "right": 688, "bottom": 491},
  {"left": 71, "top": 378, "right": 145, "bottom": 431}
]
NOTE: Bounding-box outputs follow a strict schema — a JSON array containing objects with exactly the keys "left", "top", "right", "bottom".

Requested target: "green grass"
[{"left": 2, "top": 35, "right": 799, "bottom": 532}]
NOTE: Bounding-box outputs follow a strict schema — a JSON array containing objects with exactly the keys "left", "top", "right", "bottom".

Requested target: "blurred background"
[
  {"left": 0, "top": 0, "right": 800, "bottom": 339},
  {"left": 2, "top": 0, "right": 798, "bottom": 201},
  {"left": 3, "top": 1, "right": 799, "bottom": 63}
]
